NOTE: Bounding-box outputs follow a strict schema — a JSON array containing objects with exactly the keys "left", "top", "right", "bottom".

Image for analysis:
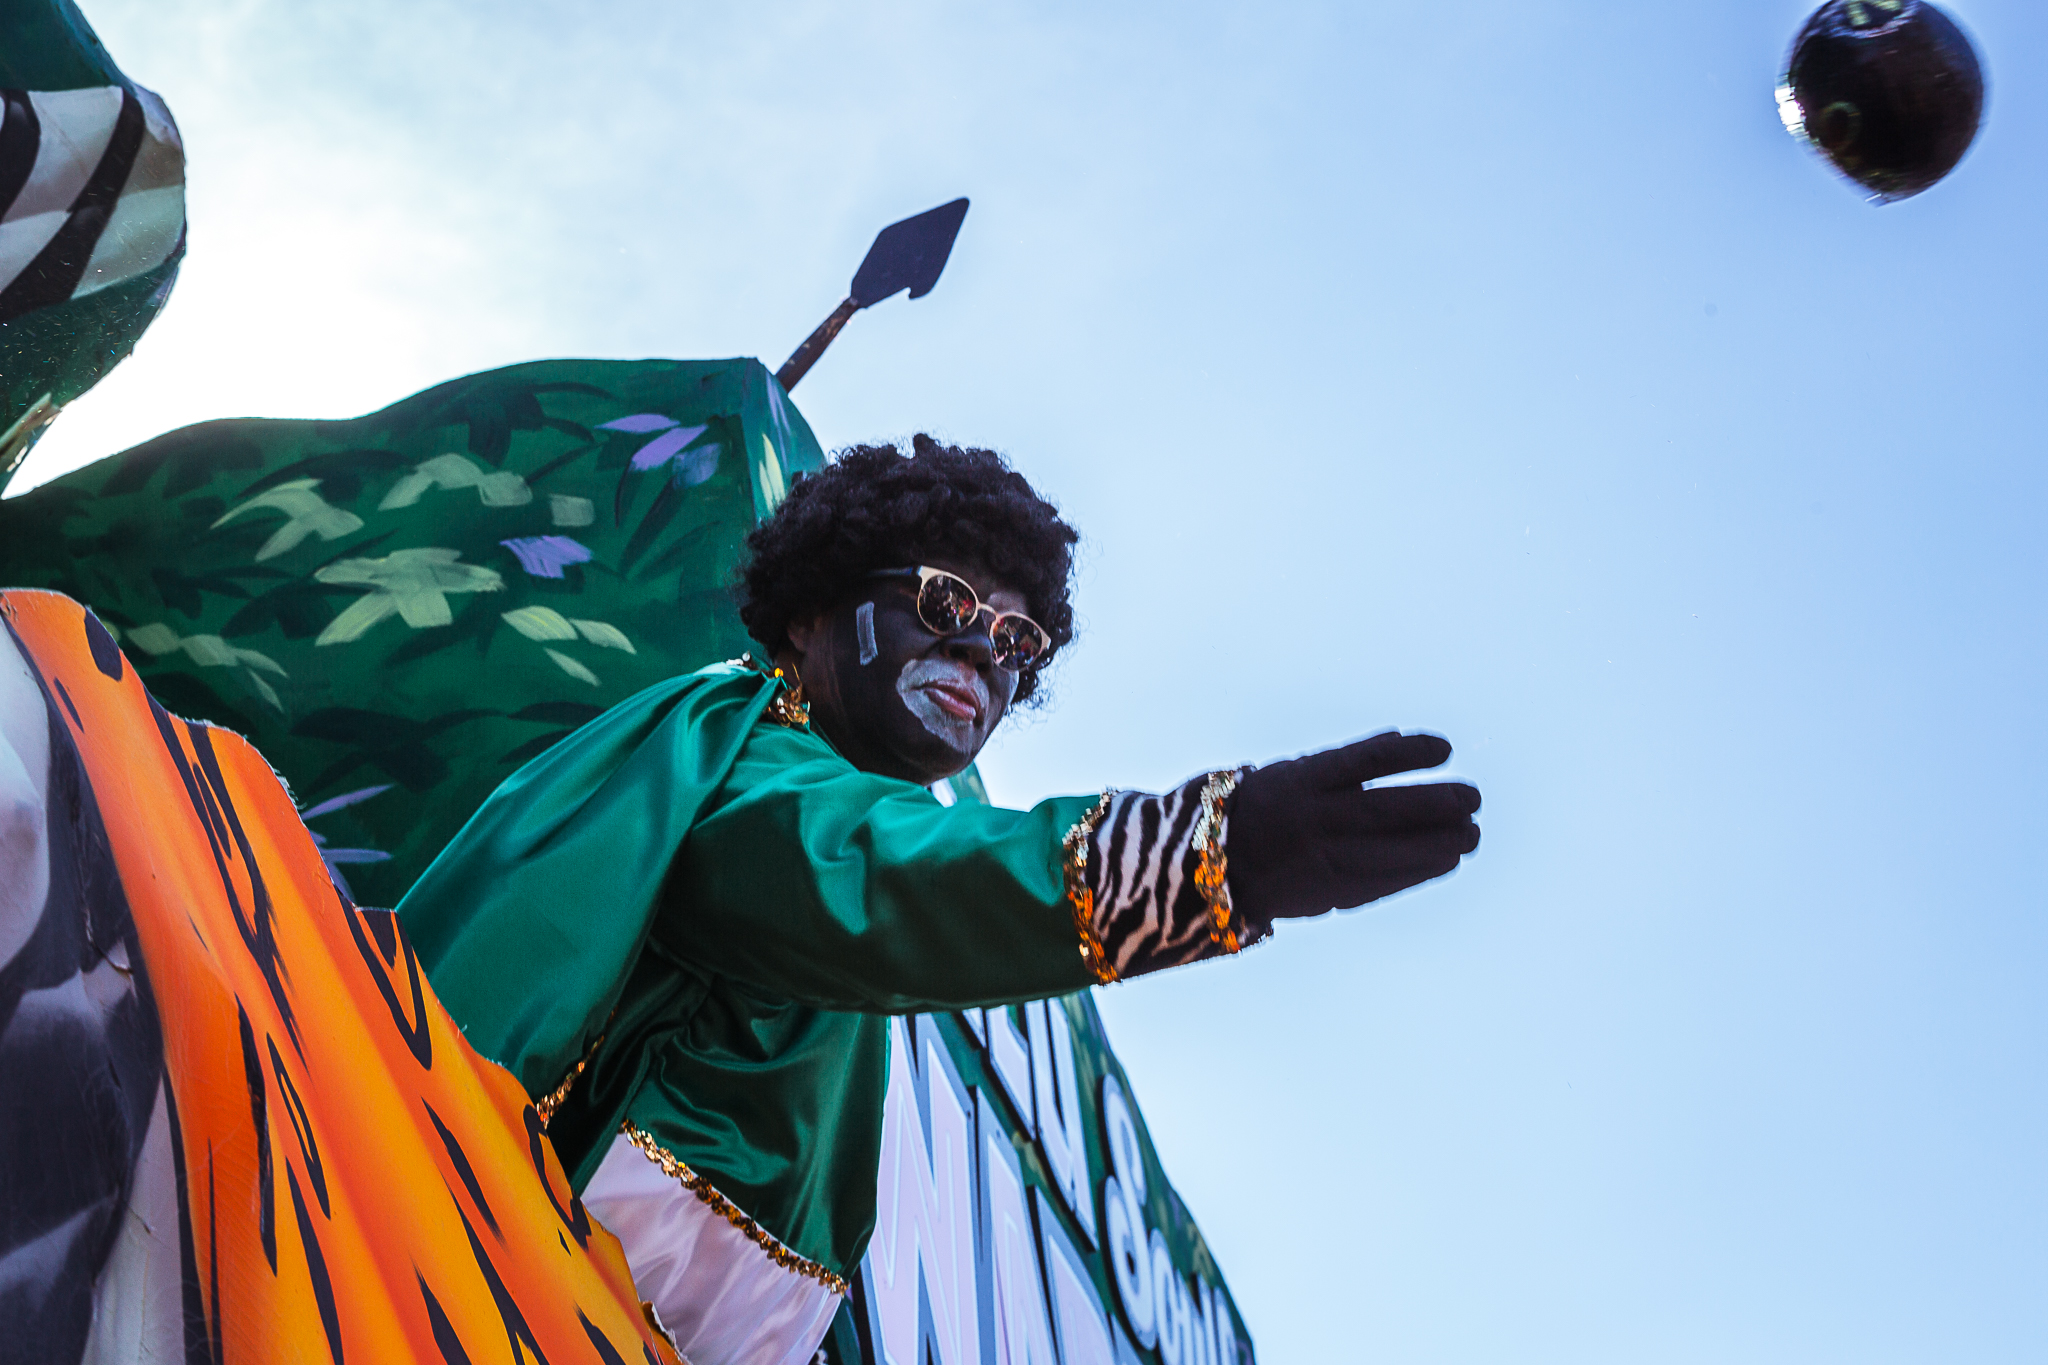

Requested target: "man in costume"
[
  {"left": 2, "top": 9, "right": 1477, "bottom": 1359},
  {"left": 398, "top": 435, "right": 1483, "bottom": 1365}
]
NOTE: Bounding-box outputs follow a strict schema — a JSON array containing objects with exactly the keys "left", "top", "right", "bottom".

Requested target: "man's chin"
[
  {"left": 883, "top": 732, "right": 983, "bottom": 788},
  {"left": 911, "top": 752, "right": 978, "bottom": 787}
]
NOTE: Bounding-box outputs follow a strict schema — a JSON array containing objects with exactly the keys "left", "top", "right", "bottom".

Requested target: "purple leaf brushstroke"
[
  {"left": 299, "top": 784, "right": 395, "bottom": 821},
  {"left": 629, "top": 424, "right": 710, "bottom": 471},
  {"left": 501, "top": 535, "right": 595, "bottom": 578},
  {"left": 598, "top": 413, "right": 679, "bottom": 433}
]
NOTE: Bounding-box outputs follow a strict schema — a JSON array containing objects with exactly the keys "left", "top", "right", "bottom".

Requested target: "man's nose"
[{"left": 939, "top": 621, "right": 994, "bottom": 671}]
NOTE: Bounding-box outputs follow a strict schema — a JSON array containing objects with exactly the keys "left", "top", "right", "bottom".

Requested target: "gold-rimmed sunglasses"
[{"left": 867, "top": 566, "right": 1053, "bottom": 672}]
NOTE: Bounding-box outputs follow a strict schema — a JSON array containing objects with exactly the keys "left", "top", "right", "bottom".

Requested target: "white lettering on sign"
[
  {"left": 981, "top": 1087, "right": 1060, "bottom": 1364},
  {"left": 1150, "top": 1229, "right": 1178, "bottom": 1364},
  {"left": 1037, "top": 1189, "right": 1116, "bottom": 1365},
  {"left": 1029, "top": 1000, "right": 1097, "bottom": 1249},
  {"left": 987, "top": 1002, "right": 1034, "bottom": 1127},
  {"left": 859, "top": 1008, "right": 1249, "bottom": 1365},
  {"left": 870, "top": 1016, "right": 979, "bottom": 1365}
]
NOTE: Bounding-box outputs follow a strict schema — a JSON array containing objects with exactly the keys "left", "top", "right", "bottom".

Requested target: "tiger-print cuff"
[{"left": 1062, "top": 770, "right": 1268, "bottom": 983}]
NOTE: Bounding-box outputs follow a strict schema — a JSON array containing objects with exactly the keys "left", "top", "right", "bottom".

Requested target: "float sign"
[{"left": 838, "top": 996, "right": 1255, "bottom": 1365}]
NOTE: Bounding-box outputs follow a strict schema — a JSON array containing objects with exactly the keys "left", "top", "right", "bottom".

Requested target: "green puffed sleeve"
[
  {"left": 399, "top": 664, "right": 776, "bottom": 1099},
  {"left": 660, "top": 719, "right": 1101, "bottom": 1013}
]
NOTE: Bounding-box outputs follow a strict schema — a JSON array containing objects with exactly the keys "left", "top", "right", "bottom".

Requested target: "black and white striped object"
[
  {"left": 1079, "top": 773, "right": 1269, "bottom": 980},
  {"left": 0, "top": 84, "right": 185, "bottom": 325},
  {"left": 1, "top": 623, "right": 168, "bottom": 1363}
]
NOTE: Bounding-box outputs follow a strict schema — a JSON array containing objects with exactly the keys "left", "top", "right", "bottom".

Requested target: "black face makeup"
[{"left": 781, "top": 561, "right": 1025, "bottom": 786}]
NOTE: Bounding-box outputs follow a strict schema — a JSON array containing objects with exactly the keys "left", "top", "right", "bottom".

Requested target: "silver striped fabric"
[
  {"left": 0, "top": 84, "right": 186, "bottom": 323},
  {"left": 1084, "top": 775, "right": 1267, "bottom": 979}
]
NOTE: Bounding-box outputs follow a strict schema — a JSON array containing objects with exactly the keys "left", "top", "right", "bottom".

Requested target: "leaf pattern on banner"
[
  {"left": 621, "top": 479, "right": 689, "bottom": 576},
  {"left": 501, "top": 606, "right": 578, "bottom": 642},
  {"left": 548, "top": 495, "right": 594, "bottom": 527},
  {"left": 300, "top": 784, "right": 398, "bottom": 897},
  {"left": 570, "top": 620, "right": 634, "bottom": 653},
  {"left": 501, "top": 536, "right": 593, "bottom": 579},
  {"left": 240, "top": 449, "right": 414, "bottom": 505},
  {"left": 299, "top": 783, "right": 395, "bottom": 821},
  {"left": 223, "top": 580, "right": 358, "bottom": 640},
  {"left": 354, "top": 375, "right": 611, "bottom": 467},
  {"left": 380, "top": 453, "right": 533, "bottom": 510},
  {"left": 123, "top": 621, "right": 289, "bottom": 711},
  {"left": 627, "top": 426, "right": 710, "bottom": 472},
  {"left": 0, "top": 358, "right": 826, "bottom": 906},
  {"left": 596, "top": 413, "right": 679, "bottom": 435},
  {"left": 213, "top": 479, "right": 366, "bottom": 561},
  {"left": 544, "top": 648, "right": 600, "bottom": 686},
  {"left": 314, "top": 549, "right": 506, "bottom": 644},
  {"left": 502, "top": 607, "right": 633, "bottom": 683}
]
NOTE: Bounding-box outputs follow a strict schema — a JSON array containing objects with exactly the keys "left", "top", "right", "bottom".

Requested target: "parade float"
[{"left": 2, "top": 6, "right": 1257, "bottom": 1360}]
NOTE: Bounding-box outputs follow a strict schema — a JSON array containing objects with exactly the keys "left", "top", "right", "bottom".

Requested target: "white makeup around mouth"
[{"left": 895, "top": 658, "right": 988, "bottom": 752}]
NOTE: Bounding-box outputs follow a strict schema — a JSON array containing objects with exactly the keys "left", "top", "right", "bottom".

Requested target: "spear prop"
[{"left": 774, "top": 197, "right": 970, "bottom": 391}]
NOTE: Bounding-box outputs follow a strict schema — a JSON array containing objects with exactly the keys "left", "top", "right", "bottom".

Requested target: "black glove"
[{"left": 1226, "top": 732, "right": 1480, "bottom": 922}]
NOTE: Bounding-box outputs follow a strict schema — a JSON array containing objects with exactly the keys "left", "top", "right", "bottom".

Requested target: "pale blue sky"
[{"left": 22, "top": 1, "right": 2048, "bottom": 1359}]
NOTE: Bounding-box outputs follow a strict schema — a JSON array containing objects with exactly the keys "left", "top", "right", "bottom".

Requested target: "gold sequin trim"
[
  {"left": 621, "top": 1123, "right": 849, "bottom": 1296},
  {"left": 763, "top": 677, "right": 810, "bottom": 728},
  {"left": 535, "top": 1033, "right": 604, "bottom": 1128},
  {"left": 1062, "top": 791, "right": 1117, "bottom": 985},
  {"left": 1191, "top": 770, "right": 1244, "bottom": 954},
  {"left": 740, "top": 652, "right": 812, "bottom": 728}
]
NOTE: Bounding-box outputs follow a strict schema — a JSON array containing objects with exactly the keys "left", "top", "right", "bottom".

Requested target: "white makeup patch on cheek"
[{"left": 855, "top": 601, "right": 878, "bottom": 666}]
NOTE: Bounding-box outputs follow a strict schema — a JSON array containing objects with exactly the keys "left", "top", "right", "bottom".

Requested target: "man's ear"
[{"left": 784, "top": 610, "right": 826, "bottom": 657}]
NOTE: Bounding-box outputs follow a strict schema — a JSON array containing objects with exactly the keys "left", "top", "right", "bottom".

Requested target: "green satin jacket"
[{"left": 397, "top": 660, "right": 1097, "bottom": 1279}]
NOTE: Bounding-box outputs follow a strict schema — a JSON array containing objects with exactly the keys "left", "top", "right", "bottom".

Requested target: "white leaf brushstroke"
[
  {"left": 211, "top": 479, "right": 364, "bottom": 561},
  {"left": 314, "top": 549, "right": 504, "bottom": 644}
]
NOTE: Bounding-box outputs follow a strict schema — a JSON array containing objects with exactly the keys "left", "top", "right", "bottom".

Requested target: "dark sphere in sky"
[{"left": 1778, "top": 1, "right": 1985, "bottom": 203}]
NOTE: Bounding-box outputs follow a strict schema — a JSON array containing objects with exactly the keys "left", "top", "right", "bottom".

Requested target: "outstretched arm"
[{"left": 670, "top": 715, "right": 1480, "bottom": 1010}]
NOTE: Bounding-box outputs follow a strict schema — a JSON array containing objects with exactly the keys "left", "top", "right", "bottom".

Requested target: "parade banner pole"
[{"left": 775, "top": 197, "right": 971, "bottom": 391}]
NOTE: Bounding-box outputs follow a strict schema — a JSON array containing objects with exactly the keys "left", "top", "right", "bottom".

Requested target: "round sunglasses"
[{"left": 866, "top": 566, "right": 1053, "bottom": 672}]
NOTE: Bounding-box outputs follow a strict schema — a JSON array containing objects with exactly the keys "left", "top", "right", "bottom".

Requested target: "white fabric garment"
[
  {"left": 582, "top": 1134, "right": 842, "bottom": 1365},
  {"left": 81, "top": 1082, "right": 183, "bottom": 1365}
]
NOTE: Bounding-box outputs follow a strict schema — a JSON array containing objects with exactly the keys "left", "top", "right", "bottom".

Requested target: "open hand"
[{"left": 1226, "top": 732, "right": 1480, "bottom": 922}]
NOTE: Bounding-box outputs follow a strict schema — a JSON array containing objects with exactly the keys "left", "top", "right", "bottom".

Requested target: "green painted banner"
[{"left": 0, "top": 357, "right": 821, "bottom": 907}]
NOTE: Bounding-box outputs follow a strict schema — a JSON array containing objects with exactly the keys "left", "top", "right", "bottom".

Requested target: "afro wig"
[{"left": 739, "top": 435, "right": 1079, "bottom": 703}]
